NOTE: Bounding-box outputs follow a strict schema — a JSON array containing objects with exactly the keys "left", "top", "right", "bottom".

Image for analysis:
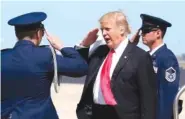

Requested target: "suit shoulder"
[
  {"left": 91, "top": 45, "right": 109, "bottom": 56},
  {"left": 132, "top": 44, "right": 148, "bottom": 56},
  {"left": 96, "top": 45, "right": 108, "bottom": 51},
  {"left": 1, "top": 48, "right": 12, "bottom": 54},
  {"left": 1, "top": 48, "right": 12, "bottom": 52},
  {"left": 32, "top": 45, "right": 53, "bottom": 60},
  {"left": 30, "top": 45, "right": 51, "bottom": 56},
  {"left": 161, "top": 48, "right": 176, "bottom": 57},
  {"left": 157, "top": 48, "right": 179, "bottom": 68},
  {"left": 39, "top": 45, "right": 50, "bottom": 48},
  {"left": 35, "top": 45, "right": 51, "bottom": 52},
  {"left": 158, "top": 47, "right": 177, "bottom": 61},
  {"left": 37, "top": 45, "right": 50, "bottom": 50},
  {"left": 129, "top": 44, "right": 152, "bottom": 64}
]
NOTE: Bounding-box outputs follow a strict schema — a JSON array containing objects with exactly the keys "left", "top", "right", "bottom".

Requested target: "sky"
[{"left": 1, "top": 0, "right": 185, "bottom": 55}]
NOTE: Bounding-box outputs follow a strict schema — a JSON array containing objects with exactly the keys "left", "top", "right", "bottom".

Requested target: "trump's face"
[{"left": 100, "top": 19, "right": 123, "bottom": 49}]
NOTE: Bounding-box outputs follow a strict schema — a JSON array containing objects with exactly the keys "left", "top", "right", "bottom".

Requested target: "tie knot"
[{"left": 110, "top": 49, "right": 115, "bottom": 54}]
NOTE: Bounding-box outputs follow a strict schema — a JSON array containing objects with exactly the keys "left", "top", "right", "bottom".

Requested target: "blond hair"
[{"left": 99, "top": 11, "right": 131, "bottom": 35}]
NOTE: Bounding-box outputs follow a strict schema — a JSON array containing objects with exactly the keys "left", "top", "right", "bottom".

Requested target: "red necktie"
[{"left": 100, "top": 50, "right": 117, "bottom": 105}]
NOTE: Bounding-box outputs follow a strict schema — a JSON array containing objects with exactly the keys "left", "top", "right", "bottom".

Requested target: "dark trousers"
[{"left": 92, "top": 104, "right": 120, "bottom": 119}]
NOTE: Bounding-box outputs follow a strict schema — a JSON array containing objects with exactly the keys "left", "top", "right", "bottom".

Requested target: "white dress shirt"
[
  {"left": 149, "top": 43, "right": 164, "bottom": 56},
  {"left": 93, "top": 38, "right": 129, "bottom": 105}
]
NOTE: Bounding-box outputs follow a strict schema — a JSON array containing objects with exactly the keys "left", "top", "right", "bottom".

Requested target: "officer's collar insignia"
[{"left": 165, "top": 67, "right": 176, "bottom": 82}]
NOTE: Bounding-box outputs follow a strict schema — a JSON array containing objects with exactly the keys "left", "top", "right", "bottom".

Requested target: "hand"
[
  {"left": 45, "top": 31, "right": 63, "bottom": 50},
  {"left": 80, "top": 28, "right": 99, "bottom": 47},
  {"left": 130, "top": 29, "right": 141, "bottom": 45}
]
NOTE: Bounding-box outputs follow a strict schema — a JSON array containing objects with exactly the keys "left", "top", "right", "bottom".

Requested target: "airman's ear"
[
  {"left": 37, "top": 29, "right": 43, "bottom": 38},
  {"left": 156, "top": 29, "right": 162, "bottom": 38}
]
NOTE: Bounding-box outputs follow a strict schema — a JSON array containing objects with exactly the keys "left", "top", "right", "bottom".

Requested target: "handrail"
[{"left": 173, "top": 85, "right": 185, "bottom": 119}]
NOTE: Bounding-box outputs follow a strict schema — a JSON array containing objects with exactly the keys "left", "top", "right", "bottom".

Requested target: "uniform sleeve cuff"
[{"left": 74, "top": 44, "right": 89, "bottom": 50}]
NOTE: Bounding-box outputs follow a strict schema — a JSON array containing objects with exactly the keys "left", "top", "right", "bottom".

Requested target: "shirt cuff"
[{"left": 74, "top": 44, "right": 89, "bottom": 50}]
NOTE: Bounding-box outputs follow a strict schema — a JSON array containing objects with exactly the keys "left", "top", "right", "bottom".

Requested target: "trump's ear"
[{"left": 120, "top": 26, "right": 125, "bottom": 35}]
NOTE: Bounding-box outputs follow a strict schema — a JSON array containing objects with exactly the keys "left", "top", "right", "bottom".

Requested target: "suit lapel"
[
  {"left": 112, "top": 42, "right": 134, "bottom": 80},
  {"left": 87, "top": 45, "right": 109, "bottom": 85}
]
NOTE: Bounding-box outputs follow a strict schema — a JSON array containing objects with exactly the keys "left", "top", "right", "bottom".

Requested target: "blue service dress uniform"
[
  {"left": 1, "top": 40, "right": 88, "bottom": 119},
  {"left": 151, "top": 44, "right": 180, "bottom": 119}
]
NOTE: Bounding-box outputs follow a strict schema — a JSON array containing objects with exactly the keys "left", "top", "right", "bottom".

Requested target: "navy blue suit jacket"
[
  {"left": 151, "top": 44, "right": 180, "bottom": 119},
  {"left": 1, "top": 40, "right": 88, "bottom": 119}
]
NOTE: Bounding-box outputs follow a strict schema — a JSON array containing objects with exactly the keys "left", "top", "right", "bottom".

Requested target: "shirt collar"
[
  {"left": 149, "top": 43, "right": 165, "bottom": 55},
  {"left": 114, "top": 37, "right": 129, "bottom": 54}
]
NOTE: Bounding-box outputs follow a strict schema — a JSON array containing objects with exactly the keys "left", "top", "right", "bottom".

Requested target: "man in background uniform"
[
  {"left": 1, "top": 12, "right": 88, "bottom": 119},
  {"left": 131, "top": 14, "right": 182, "bottom": 119}
]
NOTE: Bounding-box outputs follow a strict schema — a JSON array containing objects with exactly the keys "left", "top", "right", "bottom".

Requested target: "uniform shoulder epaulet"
[
  {"left": 1, "top": 48, "right": 11, "bottom": 52},
  {"left": 39, "top": 45, "right": 49, "bottom": 48}
]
